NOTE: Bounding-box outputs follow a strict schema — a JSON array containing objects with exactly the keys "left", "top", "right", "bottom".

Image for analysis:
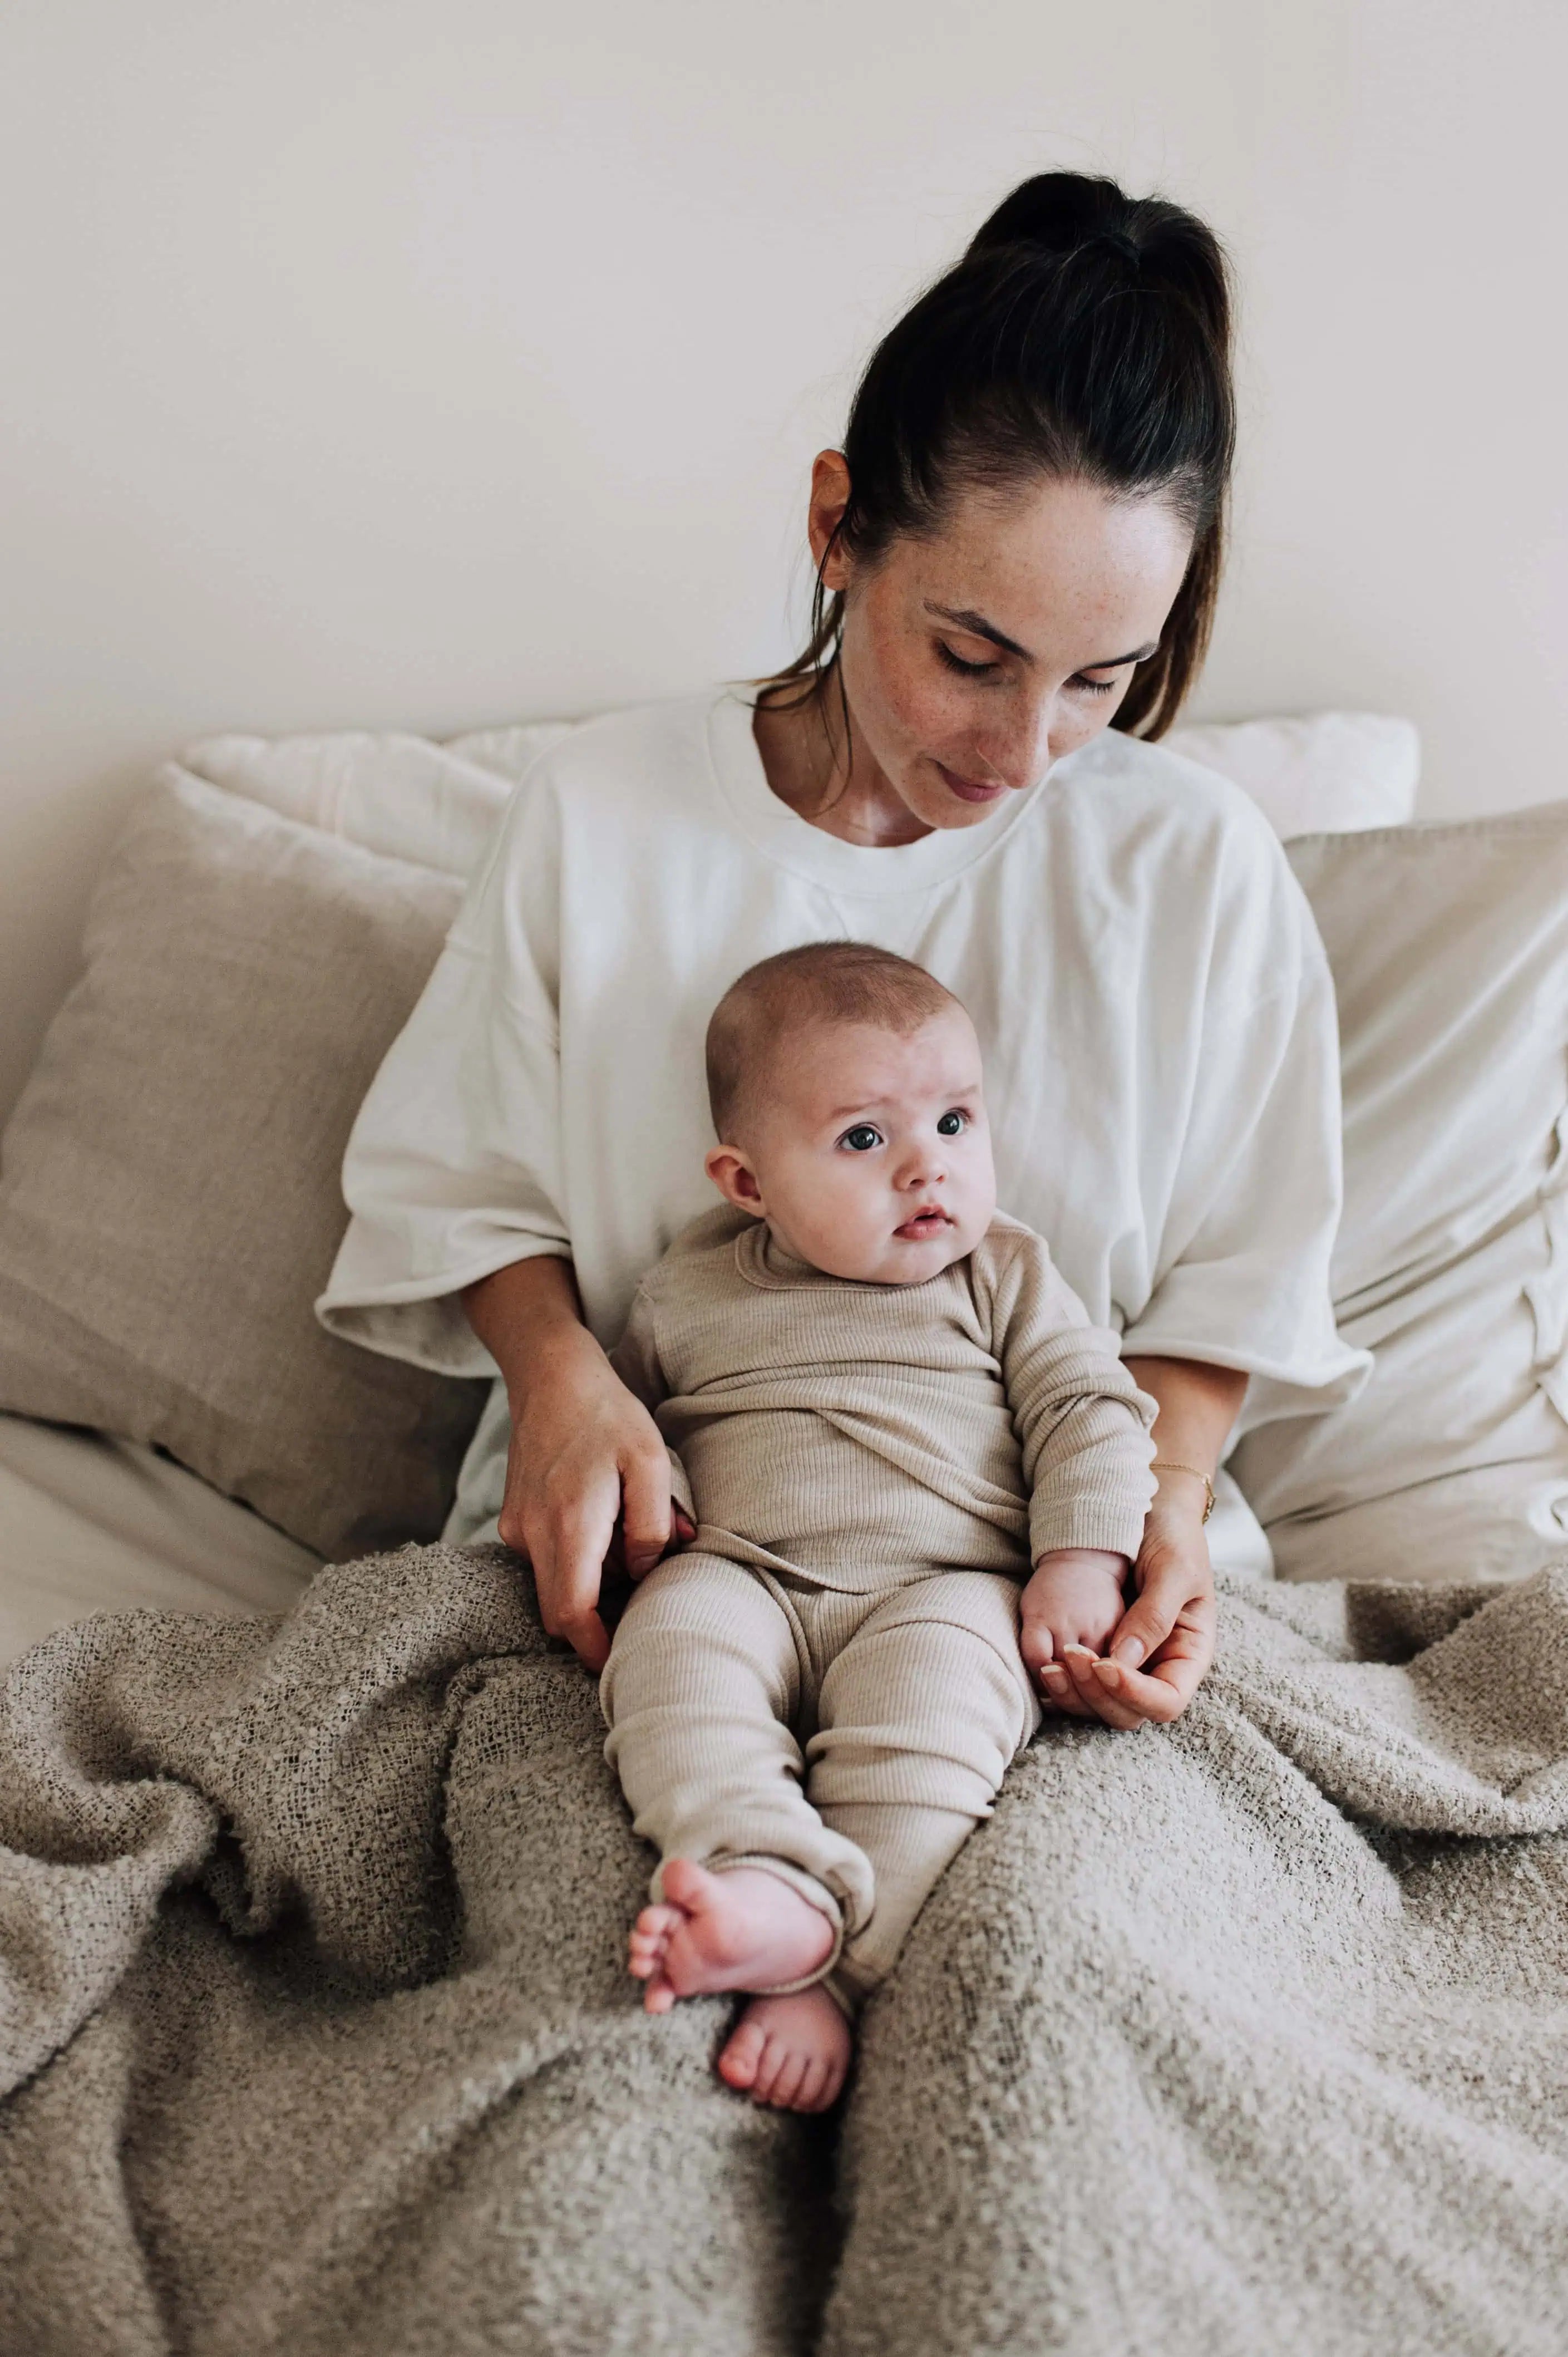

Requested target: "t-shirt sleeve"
[
  {"left": 314, "top": 772, "right": 570, "bottom": 1377},
  {"left": 1118, "top": 836, "right": 1372, "bottom": 1430},
  {"left": 986, "top": 1232, "right": 1157, "bottom": 1562}
]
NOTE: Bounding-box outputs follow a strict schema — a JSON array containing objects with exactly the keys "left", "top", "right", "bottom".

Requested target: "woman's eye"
[
  {"left": 840, "top": 1125, "right": 882, "bottom": 1153},
  {"left": 936, "top": 642, "right": 998, "bottom": 679},
  {"left": 1070, "top": 673, "right": 1121, "bottom": 697},
  {"left": 935, "top": 1110, "right": 968, "bottom": 1137}
]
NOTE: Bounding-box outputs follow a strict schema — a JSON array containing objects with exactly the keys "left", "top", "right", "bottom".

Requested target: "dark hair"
[
  {"left": 765, "top": 171, "right": 1234, "bottom": 740},
  {"left": 707, "top": 942, "right": 961, "bottom": 1140}
]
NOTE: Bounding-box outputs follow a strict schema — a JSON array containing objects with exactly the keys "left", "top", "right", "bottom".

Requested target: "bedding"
[
  {"left": 2, "top": 1539, "right": 1566, "bottom": 2355},
  {"left": 3, "top": 703, "right": 1565, "bottom": 2354},
  {"left": 0, "top": 1411, "right": 317, "bottom": 1668},
  {"left": 1165, "top": 708, "right": 1419, "bottom": 836},
  {"left": 1232, "top": 802, "right": 1568, "bottom": 1582},
  {"left": 0, "top": 771, "right": 490, "bottom": 1560}
]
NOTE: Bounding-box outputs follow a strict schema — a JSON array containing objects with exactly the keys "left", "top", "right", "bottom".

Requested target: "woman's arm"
[
  {"left": 1038, "top": 1354, "right": 1245, "bottom": 1729},
  {"left": 462, "top": 1258, "right": 687, "bottom": 1672}
]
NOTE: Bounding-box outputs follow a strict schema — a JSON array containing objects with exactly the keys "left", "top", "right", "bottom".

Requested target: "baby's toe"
[
  {"left": 767, "top": 2050, "right": 810, "bottom": 2110},
  {"left": 747, "top": 2034, "right": 790, "bottom": 2104},
  {"left": 795, "top": 2056, "right": 831, "bottom": 2113},
  {"left": 717, "top": 2016, "right": 767, "bottom": 2089},
  {"left": 634, "top": 1902, "right": 684, "bottom": 1942}
]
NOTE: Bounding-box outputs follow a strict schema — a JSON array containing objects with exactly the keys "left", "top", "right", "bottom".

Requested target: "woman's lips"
[{"left": 935, "top": 761, "right": 1010, "bottom": 805}]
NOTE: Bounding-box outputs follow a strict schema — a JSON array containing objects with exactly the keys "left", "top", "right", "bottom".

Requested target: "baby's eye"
[
  {"left": 935, "top": 1109, "right": 969, "bottom": 1137},
  {"left": 839, "top": 1125, "right": 883, "bottom": 1153}
]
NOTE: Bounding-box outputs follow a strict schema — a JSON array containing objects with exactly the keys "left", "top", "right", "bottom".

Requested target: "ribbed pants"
[{"left": 600, "top": 1550, "right": 1040, "bottom": 2011}]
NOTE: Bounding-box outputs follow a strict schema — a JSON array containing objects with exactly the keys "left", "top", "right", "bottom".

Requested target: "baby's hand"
[{"left": 1019, "top": 1549, "right": 1130, "bottom": 1703}]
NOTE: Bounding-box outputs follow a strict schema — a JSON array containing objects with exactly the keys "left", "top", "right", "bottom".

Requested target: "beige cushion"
[
  {"left": 0, "top": 771, "right": 490, "bottom": 1560},
  {"left": 1231, "top": 803, "right": 1568, "bottom": 1582}
]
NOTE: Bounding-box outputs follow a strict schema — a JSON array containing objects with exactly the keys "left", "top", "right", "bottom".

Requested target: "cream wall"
[{"left": 2, "top": 1, "right": 1565, "bottom": 1121}]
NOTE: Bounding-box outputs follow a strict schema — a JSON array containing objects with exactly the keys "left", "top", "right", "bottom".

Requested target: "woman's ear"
[
  {"left": 808, "top": 450, "right": 853, "bottom": 588},
  {"left": 704, "top": 1144, "right": 766, "bottom": 1218}
]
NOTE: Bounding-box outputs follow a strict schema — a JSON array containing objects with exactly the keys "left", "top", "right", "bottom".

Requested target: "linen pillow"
[
  {"left": 1230, "top": 802, "right": 1568, "bottom": 1583},
  {"left": 1164, "top": 711, "right": 1420, "bottom": 838},
  {"left": 0, "top": 770, "right": 490, "bottom": 1561}
]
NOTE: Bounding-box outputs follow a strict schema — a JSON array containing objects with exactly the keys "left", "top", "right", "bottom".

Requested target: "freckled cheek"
[{"left": 857, "top": 618, "right": 953, "bottom": 759}]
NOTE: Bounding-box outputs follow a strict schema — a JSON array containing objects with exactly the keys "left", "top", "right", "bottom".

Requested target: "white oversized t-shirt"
[{"left": 318, "top": 688, "right": 1370, "bottom": 1552}]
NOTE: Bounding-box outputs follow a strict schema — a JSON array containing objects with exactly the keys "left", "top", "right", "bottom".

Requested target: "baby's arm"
[
  {"left": 607, "top": 1287, "right": 697, "bottom": 1556},
  {"left": 985, "top": 1231, "right": 1158, "bottom": 1682},
  {"left": 988, "top": 1231, "right": 1157, "bottom": 1563}
]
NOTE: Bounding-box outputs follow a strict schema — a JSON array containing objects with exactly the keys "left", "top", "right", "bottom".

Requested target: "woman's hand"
[
  {"left": 464, "top": 1257, "right": 691, "bottom": 1674},
  {"left": 1033, "top": 1352, "right": 1240, "bottom": 1729},
  {"left": 1036, "top": 1494, "right": 1216, "bottom": 1730}
]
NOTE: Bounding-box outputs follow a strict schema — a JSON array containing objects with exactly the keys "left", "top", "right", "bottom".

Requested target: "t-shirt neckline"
[{"left": 705, "top": 688, "right": 1042, "bottom": 898}]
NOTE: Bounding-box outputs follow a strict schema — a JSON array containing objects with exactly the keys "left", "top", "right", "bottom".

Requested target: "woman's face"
[{"left": 812, "top": 454, "right": 1194, "bottom": 833}]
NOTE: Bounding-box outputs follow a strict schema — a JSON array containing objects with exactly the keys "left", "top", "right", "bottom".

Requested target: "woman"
[{"left": 320, "top": 171, "right": 1365, "bottom": 1745}]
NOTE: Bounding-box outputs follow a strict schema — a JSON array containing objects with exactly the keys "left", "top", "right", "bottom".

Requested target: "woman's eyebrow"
[
  {"left": 925, "top": 602, "right": 1032, "bottom": 659},
  {"left": 1089, "top": 642, "right": 1160, "bottom": 669},
  {"left": 925, "top": 602, "right": 1157, "bottom": 670}
]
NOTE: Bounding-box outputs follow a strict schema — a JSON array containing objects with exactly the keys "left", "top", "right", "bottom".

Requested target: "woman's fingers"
[
  {"left": 529, "top": 1477, "right": 620, "bottom": 1671},
  {"left": 1086, "top": 1653, "right": 1190, "bottom": 1724},
  {"left": 1108, "top": 1546, "right": 1208, "bottom": 1673},
  {"left": 1057, "top": 1645, "right": 1148, "bottom": 1730},
  {"left": 1037, "top": 1659, "right": 1095, "bottom": 1716},
  {"left": 619, "top": 1445, "right": 677, "bottom": 1578}
]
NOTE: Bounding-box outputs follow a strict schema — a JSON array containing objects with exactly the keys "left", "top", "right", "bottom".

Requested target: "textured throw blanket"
[{"left": 1, "top": 1544, "right": 1566, "bottom": 2355}]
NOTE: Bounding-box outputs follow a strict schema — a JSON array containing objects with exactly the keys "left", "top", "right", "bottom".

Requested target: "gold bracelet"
[{"left": 1150, "top": 1460, "right": 1216, "bottom": 1523}]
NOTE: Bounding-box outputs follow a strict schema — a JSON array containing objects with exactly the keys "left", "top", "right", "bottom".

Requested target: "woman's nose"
[{"left": 970, "top": 699, "right": 1054, "bottom": 792}]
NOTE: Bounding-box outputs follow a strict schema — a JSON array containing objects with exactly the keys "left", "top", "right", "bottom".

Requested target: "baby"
[{"left": 600, "top": 943, "right": 1157, "bottom": 2113}]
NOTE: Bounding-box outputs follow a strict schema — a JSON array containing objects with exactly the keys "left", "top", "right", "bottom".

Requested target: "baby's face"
[{"left": 709, "top": 1007, "right": 997, "bottom": 1285}]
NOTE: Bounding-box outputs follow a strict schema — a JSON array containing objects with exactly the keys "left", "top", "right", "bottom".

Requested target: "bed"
[{"left": 1, "top": 702, "right": 1565, "bottom": 2354}]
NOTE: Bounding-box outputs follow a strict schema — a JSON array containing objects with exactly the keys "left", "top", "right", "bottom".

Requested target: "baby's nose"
[{"left": 897, "top": 1148, "right": 945, "bottom": 1188}]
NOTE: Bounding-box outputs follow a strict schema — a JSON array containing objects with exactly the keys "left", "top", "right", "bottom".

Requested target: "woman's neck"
[{"left": 752, "top": 683, "right": 933, "bottom": 848}]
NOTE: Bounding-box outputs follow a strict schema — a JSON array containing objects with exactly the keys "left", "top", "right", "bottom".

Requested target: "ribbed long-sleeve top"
[{"left": 609, "top": 1205, "right": 1158, "bottom": 1591}]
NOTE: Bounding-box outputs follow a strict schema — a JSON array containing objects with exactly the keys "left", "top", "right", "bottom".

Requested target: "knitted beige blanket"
[{"left": 1, "top": 1546, "right": 1566, "bottom": 2355}]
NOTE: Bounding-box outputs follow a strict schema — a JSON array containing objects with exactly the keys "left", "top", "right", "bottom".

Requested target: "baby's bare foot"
[
  {"left": 627, "top": 1858, "right": 835, "bottom": 2014},
  {"left": 718, "top": 1987, "right": 852, "bottom": 2112}
]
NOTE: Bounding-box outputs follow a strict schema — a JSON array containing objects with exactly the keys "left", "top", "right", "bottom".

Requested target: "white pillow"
[
  {"left": 186, "top": 706, "right": 1418, "bottom": 873},
  {"left": 1165, "top": 711, "right": 1419, "bottom": 838},
  {"left": 1230, "top": 803, "right": 1568, "bottom": 1583},
  {"left": 180, "top": 725, "right": 566, "bottom": 879}
]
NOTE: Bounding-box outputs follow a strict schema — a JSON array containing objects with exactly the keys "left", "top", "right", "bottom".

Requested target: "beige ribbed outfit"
[{"left": 600, "top": 1205, "right": 1157, "bottom": 2010}]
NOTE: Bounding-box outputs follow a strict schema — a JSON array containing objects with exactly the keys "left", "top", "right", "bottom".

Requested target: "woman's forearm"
[
  {"left": 1122, "top": 1354, "right": 1248, "bottom": 1521},
  {"left": 462, "top": 1253, "right": 601, "bottom": 1405}
]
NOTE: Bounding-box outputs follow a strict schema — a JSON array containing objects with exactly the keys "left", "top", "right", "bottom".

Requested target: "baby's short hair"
[{"left": 706, "top": 942, "right": 963, "bottom": 1142}]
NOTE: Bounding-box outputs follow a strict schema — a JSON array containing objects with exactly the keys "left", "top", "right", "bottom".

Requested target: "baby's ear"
[{"left": 704, "top": 1145, "right": 766, "bottom": 1217}]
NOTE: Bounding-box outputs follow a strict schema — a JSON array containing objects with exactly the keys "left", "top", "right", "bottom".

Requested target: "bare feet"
[
  {"left": 718, "top": 1987, "right": 851, "bottom": 2112},
  {"left": 628, "top": 1857, "right": 835, "bottom": 2012}
]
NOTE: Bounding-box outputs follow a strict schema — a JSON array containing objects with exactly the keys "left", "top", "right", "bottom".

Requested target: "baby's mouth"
[{"left": 894, "top": 1207, "right": 955, "bottom": 1242}]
